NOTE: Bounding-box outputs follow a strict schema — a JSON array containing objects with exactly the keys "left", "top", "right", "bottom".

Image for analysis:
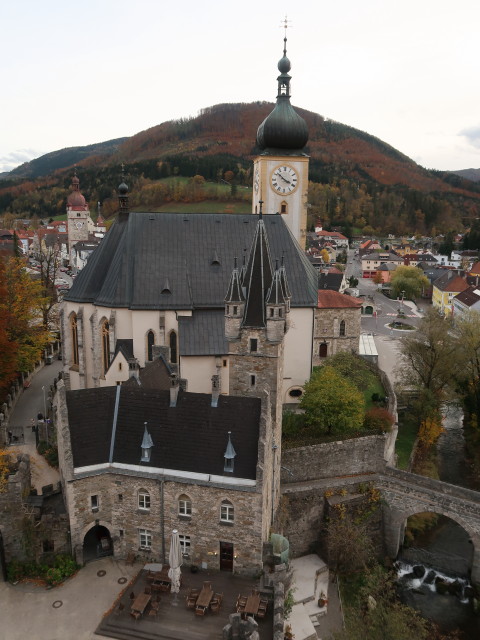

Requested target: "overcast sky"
[{"left": 1, "top": 0, "right": 479, "bottom": 174}]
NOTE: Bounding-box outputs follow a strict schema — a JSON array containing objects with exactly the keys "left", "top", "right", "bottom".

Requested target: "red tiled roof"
[{"left": 317, "top": 290, "right": 362, "bottom": 309}]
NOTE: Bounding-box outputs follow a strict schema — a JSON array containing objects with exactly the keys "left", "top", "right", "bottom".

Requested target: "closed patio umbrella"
[{"left": 168, "top": 529, "right": 182, "bottom": 598}]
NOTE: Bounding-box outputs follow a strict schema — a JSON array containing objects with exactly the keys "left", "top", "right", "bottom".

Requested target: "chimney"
[
  {"left": 170, "top": 373, "right": 179, "bottom": 407},
  {"left": 211, "top": 374, "right": 220, "bottom": 408}
]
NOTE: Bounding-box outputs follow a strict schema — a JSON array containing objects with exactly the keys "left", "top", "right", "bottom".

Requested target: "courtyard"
[{"left": 0, "top": 556, "right": 273, "bottom": 640}]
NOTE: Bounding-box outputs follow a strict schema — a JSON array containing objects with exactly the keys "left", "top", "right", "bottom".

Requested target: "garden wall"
[{"left": 281, "top": 434, "right": 387, "bottom": 484}]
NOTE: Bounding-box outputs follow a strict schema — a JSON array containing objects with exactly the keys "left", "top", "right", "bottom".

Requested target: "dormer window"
[
  {"left": 141, "top": 422, "right": 153, "bottom": 463},
  {"left": 223, "top": 431, "right": 236, "bottom": 473}
]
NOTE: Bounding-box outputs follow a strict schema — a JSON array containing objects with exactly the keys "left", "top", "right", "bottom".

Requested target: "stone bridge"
[{"left": 379, "top": 467, "right": 480, "bottom": 583}]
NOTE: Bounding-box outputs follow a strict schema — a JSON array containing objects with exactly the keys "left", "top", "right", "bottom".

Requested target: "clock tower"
[
  {"left": 67, "top": 171, "right": 90, "bottom": 262},
  {"left": 253, "top": 37, "right": 309, "bottom": 249}
]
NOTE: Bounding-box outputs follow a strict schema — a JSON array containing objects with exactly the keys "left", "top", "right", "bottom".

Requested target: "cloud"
[
  {"left": 0, "top": 149, "right": 42, "bottom": 173},
  {"left": 459, "top": 126, "right": 480, "bottom": 149}
]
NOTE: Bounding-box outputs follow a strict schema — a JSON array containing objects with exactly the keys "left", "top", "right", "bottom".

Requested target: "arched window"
[
  {"left": 101, "top": 320, "right": 110, "bottom": 374},
  {"left": 146, "top": 330, "right": 155, "bottom": 361},
  {"left": 280, "top": 201, "right": 287, "bottom": 214},
  {"left": 339, "top": 320, "right": 346, "bottom": 337},
  {"left": 220, "top": 499, "right": 234, "bottom": 523},
  {"left": 319, "top": 342, "right": 328, "bottom": 358},
  {"left": 169, "top": 330, "right": 177, "bottom": 364},
  {"left": 178, "top": 494, "right": 192, "bottom": 516},
  {"left": 138, "top": 489, "right": 150, "bottom": 511},
  {"left": 70, "top": 313, "right": 79, "bottom": 366}
]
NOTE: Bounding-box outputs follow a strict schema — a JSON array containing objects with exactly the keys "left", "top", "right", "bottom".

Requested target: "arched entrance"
[
  {"left": 364, "top": 305, "right": 374, "bottom": 315},
  {"left": 83, "top": 524, "right": 113, "bottom": 563}
]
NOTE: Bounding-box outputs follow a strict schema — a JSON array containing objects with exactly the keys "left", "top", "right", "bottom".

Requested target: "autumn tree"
[
  {"left": 0, "top": 256, "right": 50, "bottom": 375},
  {"left": 398, "top": 309, "right": 456, "bottom": 415},
  {"left": 326, "top": 510, "right": 374, "bottom": 575},
  {"left": 452, "top": 313, "right": 480, "bottom": 418},
  {"left": 320, "top": 248, "right": 330, "bottom": 263},
  {"left": 33, "top": 233, "right": 63, "bottom": 330},
  {"left": 372, "top": 271, "right": 383, "bottom": 285},
  {"left": 390, "top": 265, "right": 429, "bottom": 300},
  {"left": 300, "top": 366, "right": 365, "bottom": 435}
]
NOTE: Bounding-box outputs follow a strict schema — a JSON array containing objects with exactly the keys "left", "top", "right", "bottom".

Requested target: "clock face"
[
  {"left": 74, "top": 221, "right": 84, "bottom": 230},
  {"left": 271, "top": 165, "right": 298, "bottom": 194}
]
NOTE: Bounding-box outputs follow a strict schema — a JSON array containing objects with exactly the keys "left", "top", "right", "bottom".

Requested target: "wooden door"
[{"left": 219, "top": 541, "right": 234, "bottom": 571}]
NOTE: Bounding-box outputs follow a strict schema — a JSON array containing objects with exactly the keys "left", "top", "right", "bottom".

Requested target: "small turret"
[
  {"left": 118, "top": 165, "right": 129, "bottom": 221},
  {"left": 266, "top": 259, "right": 290, "bottom": 342},
  {"left": 225, "top": 257, "right": 245, "bottom": 340}
]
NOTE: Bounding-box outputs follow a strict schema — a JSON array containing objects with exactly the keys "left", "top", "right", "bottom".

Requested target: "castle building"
[
  {"left": 55, "top": 212, "right": 288, "bottom": 572},
  {"left": 61, "top": 40, "right": 318, "bottom": 405}
]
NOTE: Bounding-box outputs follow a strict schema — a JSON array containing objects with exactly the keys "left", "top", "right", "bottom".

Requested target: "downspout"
[{"left": 160, "top": 479, "right": 165, "bottom": 564}]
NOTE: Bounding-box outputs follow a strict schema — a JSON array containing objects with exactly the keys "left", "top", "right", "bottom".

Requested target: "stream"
[{"left": 396, "top": 404, "right": 480, "bottom": 637}]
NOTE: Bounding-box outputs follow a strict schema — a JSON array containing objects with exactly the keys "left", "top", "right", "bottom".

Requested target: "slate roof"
[
  {"left": 433, "top": 271, "right": 468, "bottom": 293},
  {"left": 66, "top": 386, "right": 261, "bottom": 479},
  {"left": 64, "top": 213, "right": 318, "bottom": 310},
  {"left": 318, "top": 272, "right": 344, "bottom": 291},
  {"left": 179, "top": 311, "right": 228, "bottom": 356}
]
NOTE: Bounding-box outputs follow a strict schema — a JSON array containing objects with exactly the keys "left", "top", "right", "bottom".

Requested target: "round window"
[{"left": 288, "top": 388, "right": 303, "bottom": 398}]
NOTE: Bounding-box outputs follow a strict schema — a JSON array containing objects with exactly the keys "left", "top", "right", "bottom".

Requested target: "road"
[{"left": 5, "top": 359, "right": 62, "bottom": 492}]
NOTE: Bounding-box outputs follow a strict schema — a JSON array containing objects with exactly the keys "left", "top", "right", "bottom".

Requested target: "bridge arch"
[{"left": 379, "top": 471, "right": 480, "bottom": 584}]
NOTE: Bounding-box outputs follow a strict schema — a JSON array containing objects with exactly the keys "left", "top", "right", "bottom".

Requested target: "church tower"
[
  {"left": 226, "top": 208, "right": 290, "bottom": 431},
  {"left": 67, "top": 171, "right": 90, "bottom": 262},
  {"left": 252, "top": 36, "right": 309, "bottom": 249},
  {"left": 225, "top": 209, "right": 290, "bottom": 525}
]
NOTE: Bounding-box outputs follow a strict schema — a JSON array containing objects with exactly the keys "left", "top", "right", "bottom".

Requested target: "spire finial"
[{"left": 280, "top": 15, "right": 291, "bottom": 55}]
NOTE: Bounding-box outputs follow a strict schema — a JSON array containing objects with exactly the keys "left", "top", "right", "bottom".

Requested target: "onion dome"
[
  {"left": 67, "top": 171, "right": 87, "bottom": 209},
  {"left": 118, "top": 181, "right": 129, "bottom": 195},
  {"left": 256, "top": 37, "right": 308, "bottom": 152}
]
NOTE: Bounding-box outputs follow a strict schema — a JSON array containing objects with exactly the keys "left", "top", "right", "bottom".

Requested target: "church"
[
  {"left": 60, "top": 37, "right": 319, "bottom": 404},
  {"left": 54, "top": 39, "right": 357, "bottom": 572}
]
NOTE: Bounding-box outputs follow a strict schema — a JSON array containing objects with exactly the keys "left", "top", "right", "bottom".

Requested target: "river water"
[{"left": 396, "top": 404, "right": 480, "bottom": 637}]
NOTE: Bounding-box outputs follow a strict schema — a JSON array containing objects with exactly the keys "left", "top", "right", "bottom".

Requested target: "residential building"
[
  {"left": 432, "top": 270, "right": 469, "bottom": 317},
  {"left": 313, "top": 290, "right": 361, "bottom": 364}
]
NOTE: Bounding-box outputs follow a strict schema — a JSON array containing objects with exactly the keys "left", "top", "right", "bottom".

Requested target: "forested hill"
[{"left": 1, "top": 102, "right": 480, "bottom": 236}]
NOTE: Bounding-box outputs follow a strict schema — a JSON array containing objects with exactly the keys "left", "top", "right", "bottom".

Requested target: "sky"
[{"left": 1, "top": 0, "right": 480, "bottom": 174}]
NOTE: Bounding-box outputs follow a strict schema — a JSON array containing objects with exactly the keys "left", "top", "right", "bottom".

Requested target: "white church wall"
[
  {"left": 180, "top": 356, "right": 229, "bottom": 394},
  {"left": 282, "top": 307, "right": 314, "bottom": 402}
]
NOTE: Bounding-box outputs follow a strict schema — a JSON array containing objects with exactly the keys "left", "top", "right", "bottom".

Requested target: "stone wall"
[
  {"left": 0, "top": 454, "right": 31, "bottom": 561},
  {"left": 313, "top": 306, "right": 361, "bottom": 366},
  {"left": 67, "top": 471, "right": 265, "bottom": 575},
  {"left": 281, "top": 434, "right": 387, "bottom": 484}
]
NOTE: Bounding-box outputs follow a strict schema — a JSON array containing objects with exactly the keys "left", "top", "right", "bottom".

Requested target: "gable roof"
[
  {"left": 454, "top": 286, "right": 480, "bottom": 308},
  {"left": 433, "top": 271, "right": 468, "bottom": 293},
  {"left": 66, "top": 386, "right": 261, "bottom": 480},
  {"left": 317, "top": 290, "right": 362, "bottom": 309},
  {"left": 318, "top": 272, "right": 344, "bottom": 291},
  {"left": 64, "top": 213, "right": 318, "bottom": 311}
]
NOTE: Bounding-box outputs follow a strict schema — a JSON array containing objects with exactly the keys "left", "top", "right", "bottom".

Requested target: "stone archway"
[
  {"left": 364, "top": 305, "right": 374, "bottom": 315},
  {"left": 83, "top": 523, "right": 113, "bottom": 563}
]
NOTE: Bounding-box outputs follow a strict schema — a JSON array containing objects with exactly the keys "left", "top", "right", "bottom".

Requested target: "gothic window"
[
  {"left": 339, "top": 320, "right": 346, "bottom": 337},
  {"left": 319, "top": 342, "right": 328, "bottom": 358},
  {"left": 178, "top": 494, "right": 192, "bottom": 516},
  {"left": 101, "top": 320, "right": 110, "bottom": 374},
  {"left": 70, "top": 313, "right": 79, "bottom": 366},
  {"left": 147, "top": 330, "right": 155, "bottom": 361},
  {"left": 138, "top": 490, "right": 150, "bottom": 511},
  {"left": 169, "top": 330, "right": 177, "bottom": 364},
  {"left": 220, "top": 500, "right": 234, "bottom": 523}
]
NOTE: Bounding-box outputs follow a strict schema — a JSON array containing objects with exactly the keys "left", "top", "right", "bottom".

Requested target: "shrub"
[{"left": 363, "top": 407, "right": 395, "bottom": 433}]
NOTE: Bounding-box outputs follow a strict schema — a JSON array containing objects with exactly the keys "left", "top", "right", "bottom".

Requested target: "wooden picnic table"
[
  {"left": 196, "top": 585, "right": 214, "bottom": 609},
  {"left": 244, "top": 594, "right": 261, "bottom": 616},
  {"left": 131, "top": 592, "right": 151, "bottom": 615}
]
